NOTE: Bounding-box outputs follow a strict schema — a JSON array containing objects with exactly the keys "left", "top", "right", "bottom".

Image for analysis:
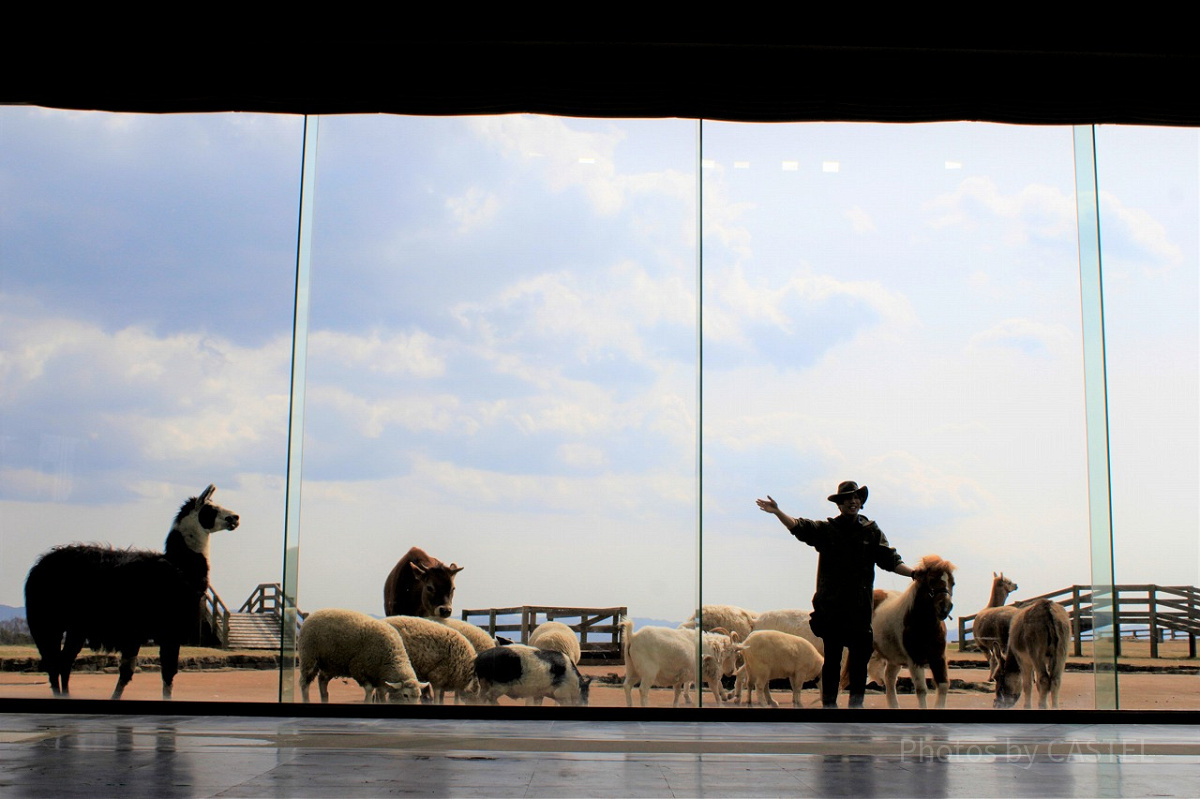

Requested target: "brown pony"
[{"left": 866, "top": 554, "right": 956, "bottom": 708}]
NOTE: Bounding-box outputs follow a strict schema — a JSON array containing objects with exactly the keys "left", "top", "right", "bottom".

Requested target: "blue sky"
[{"left": 1, "top": 109, "right": 1195, "bottom": 629}]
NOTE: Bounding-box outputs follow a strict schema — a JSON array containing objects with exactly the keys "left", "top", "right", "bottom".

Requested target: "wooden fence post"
[
  {"left": 1072, "top": 586, "right": 1083, "bottom": 657},
  {"left": 1190, "top": 588, "right": 1197, "bottom": 659},
  {"left": 1149, "top": 586, "right": 1159, "bottom": 659},
  {"left": 1113, "top": 587, "right": 1122, "bottom": 658}
]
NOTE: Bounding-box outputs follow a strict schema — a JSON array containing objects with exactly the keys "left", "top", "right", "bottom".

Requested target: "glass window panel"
[
  {"left": 298, "top": 115, "right": 699, "bottom": 706},
  {"left": 1095, "top": 125, "right": 1199, "bottom": 709},
  {"left": 699, "top": 121, "right": 1092, "bottom": 709},
  {"left": 0, "top": 107, "right": 303, "bottom": 702}
]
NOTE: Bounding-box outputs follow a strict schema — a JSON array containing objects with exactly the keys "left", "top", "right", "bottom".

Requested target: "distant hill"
[{"left": 0, "top": 605, "right": 25, "bottom": 622}]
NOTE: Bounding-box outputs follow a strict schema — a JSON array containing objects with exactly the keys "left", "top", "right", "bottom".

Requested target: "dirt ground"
[{"left": 2, "top": 657, "right": 1196, "bottom": 710}]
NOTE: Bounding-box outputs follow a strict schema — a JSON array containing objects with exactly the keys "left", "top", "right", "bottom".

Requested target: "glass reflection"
[
  {"left": 296, "top": 115, "right": 699, "bottom": 706},
  {"left": 700, "top": 121, "right": 1091, "bottom": 709},
  {"left": 1094, "top": 125, "right": 1199, "bottom": 709},
  {"left": 0, "top": 107, "right": 302, "bottom": 702}
]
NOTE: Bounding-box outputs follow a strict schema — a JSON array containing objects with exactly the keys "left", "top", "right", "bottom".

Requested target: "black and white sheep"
[
  {"left": 298, "top": 608, "right": 427, "bottom": 704},
  {"left": 23, "top": 484, "right": 239, "bottom": 699},
  {"left": 474, "top": 644, "right": 592, "bottom": 706}
]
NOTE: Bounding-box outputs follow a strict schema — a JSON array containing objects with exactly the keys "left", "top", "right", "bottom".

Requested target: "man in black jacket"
[{"left": 757, "top": 481, "right": 913, "bottom": 708}]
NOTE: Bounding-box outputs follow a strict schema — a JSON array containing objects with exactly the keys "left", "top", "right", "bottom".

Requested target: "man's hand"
[{"left": 757, "top": 495, "right": 797, "bottom": 529}]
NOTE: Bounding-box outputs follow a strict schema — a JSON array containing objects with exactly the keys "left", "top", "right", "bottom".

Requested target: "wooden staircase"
[
  {"left": 200, "top": 583, "right": 305, "bottom": 650},
  {"left": 225, "top": 612, "right": 283, "bottom": 650}
]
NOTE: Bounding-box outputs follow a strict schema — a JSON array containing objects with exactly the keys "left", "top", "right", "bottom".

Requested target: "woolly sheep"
[
  {"left": 621, "top": 619, "right": 740, "bottom": 707},
  {"left": 299, "top": 608, "right": 426, "bottom": 703},
  {"left": 734, "top": 630, "right": 824, "bottom": 707},
  {"left": 430, "top": 617, "right": 498, "bottom": 654},
  {"left": 679, "top": 604, "right": 757, "bottom": 642},
  {"left": 747, "top": 608, "right": 828, "bottom": 705},
  {"left": 527, "top": 621, "right": 581, "bottom": 664},
  {"left": 384, "top": 615, "right": 479, "bottom": 703},
  {"left": 752, "top": 609, "right": 822, "bottom": 652},
  {"left": 24, "top": 484, "right": 239, "bottom": 700}
]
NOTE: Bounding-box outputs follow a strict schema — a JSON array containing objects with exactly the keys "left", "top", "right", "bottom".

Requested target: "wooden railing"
[
  {"left": 958, "top": 584, "right": 1199, "bottom": 658},
  {"left": 461, "top": 605, "right": 627, "bottom": 665},
  {"left": 238, "top": 583, "right": 306, "bottom": 643},
  {"left": 200, "top": 586, "right": 231, "bottom": 647}
]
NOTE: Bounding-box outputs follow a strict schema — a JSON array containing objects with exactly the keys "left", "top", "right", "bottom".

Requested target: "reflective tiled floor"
[{"left": 1, "top": 712, "right": 1197, "bottom": 797}]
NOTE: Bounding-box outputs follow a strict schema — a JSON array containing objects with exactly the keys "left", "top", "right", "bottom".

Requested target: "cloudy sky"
[{"left": 1, "top": 109, "right": 1195, "bottom": 633}]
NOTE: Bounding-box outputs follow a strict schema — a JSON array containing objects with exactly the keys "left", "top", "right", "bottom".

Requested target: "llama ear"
[{"left": 199, "top": 484, "right": 217, "bottom": 504}]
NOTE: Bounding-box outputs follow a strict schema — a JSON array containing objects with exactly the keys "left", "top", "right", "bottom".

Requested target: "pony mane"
[
  {"left": 891, "top": 554, "right": 957, "bottom": 612},
  {"left": 916, "top": 553, "right": 956, "bottom": 574}
]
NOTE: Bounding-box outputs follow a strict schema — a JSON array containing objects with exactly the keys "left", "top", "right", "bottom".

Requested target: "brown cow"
[{"left": 383, "top": 547, "right": 463, "bottom": 618}]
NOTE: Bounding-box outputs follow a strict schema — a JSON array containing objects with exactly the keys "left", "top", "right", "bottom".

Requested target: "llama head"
[{"left": 173, "top": 484, "right": 240, "bottom": 556}]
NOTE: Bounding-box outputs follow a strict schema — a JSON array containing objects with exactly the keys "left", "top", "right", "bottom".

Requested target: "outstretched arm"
[
  {"left": 894, "top": 563, "right": 914, "bottom": 578},
  {"left": 756, "top": 495, "right": 797, "bottom": 530}
]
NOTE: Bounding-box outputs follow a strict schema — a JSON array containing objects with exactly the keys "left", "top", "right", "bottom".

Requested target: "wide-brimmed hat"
[{"left": 827, "top": 480, "right": 868, "bottom": 504}]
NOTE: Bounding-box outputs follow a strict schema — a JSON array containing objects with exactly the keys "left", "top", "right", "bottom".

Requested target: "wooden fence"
[
  {"left": 462, "top": 606, "right": 627, "bottom": 666},
  {"left": 198, "top": 585, "right": 231, "bottom": 647},
  {"left": 238, "top": 582, "right": 306, "bottom": 640},
  {"left": 959, "top": 584, "right": 1199, "bottom": 658}
]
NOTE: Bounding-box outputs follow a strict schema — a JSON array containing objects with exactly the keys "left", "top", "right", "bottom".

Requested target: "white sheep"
[
  {"left": 384, "top": 615, "right": 480, "bottom": 703},
  {"left": 621, "top": 619, "right": 740, "bottom": 707},
  {"left": 734, "top": 630, "right": 824, "bottom": 708},
  {"left": 746, "top": 608, "right": 825, "bottom": 705},
  {"left": 430, "top": 617, "right": 499, "bottom": 654},
  {"left": 752, "top": 609, "right": 822, "bottom": 651},
  {"left": 527, "top": 621, "right": 581, "bottom": 664},
  {"left": 679, "top": 604, "right": 758, "bottom": 642},
  {"left": 298, "top": 608, "right": 426, "bottom": 704}
]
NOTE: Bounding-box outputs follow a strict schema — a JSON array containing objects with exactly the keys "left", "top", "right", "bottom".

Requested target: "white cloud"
[
  {"left": 0, "top": 296, "right": 291, "bottom": 469},
  {"left": 469, "top": 115, "right": 628, "bottom": 214},
  {"left": 305, "top": 385, "right": 469, "bottom": 439},
  {"left": 558, "top": 442, "right": 609, "bottom": 469},
  {"left": 846, "top": 205, "right": 876, "bottom": 233},
  {"left": 307, "top": 329, "right": 445, "bottom": 378},
  {"left": 1099, "top": 190, "right": 1184, "bottom": 268},
  {"left": 468, "top": 116, "right": 695, "bottom": 219},
  {"left": 863, "top": 451, "right": 994, "bottom": 514},
  {"left": 451, "top": 262, "right": 693, "bottom": 375},
  {"left": 445, "top": 186, "right": 500, "bottom": 233},
  {"left": 924, "top": 176, "right": 1075, "bottom": 245},
  {"left": 968, "top": 317, "right": 1074, "bottom": 357},
  {"left": 707, "top": 264, "right": 917, "bottom": 343}
]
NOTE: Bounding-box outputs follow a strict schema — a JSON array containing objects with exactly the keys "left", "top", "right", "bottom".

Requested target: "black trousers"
[{"left": 819, "top": 628, "right": 874, "bottom": 705}]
